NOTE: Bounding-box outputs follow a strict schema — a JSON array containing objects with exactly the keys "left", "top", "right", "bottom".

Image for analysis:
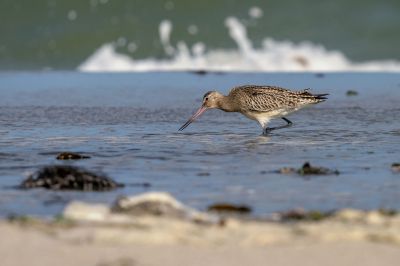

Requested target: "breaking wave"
[{"left": 78, "top": 17, "right": 400, "bottom": 72}]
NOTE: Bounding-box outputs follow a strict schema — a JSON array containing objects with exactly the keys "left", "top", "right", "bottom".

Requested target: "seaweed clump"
[
  {"left": 298, "top": 162, "right": 340, "bottom": 175},
  {"left": 56, "top": 152, "right": 90, "bottom": 160},
  {"left": 20, "top": 165, "right": 123, "bottom": 191},
  {"left": 277, "top": 209, "right": 332, "bottom": 222},
  {"left": 279, "top": 162, "right": 340, "bottom": 176},
  {"left": 207, "top": 203, "right": 252, "bottom": 214}
]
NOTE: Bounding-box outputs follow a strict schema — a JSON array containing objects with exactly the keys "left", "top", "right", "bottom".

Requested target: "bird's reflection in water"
[
  {"left": 243, "top": 135, "right": 271, "bottom": 150},
  {"left": 220, "top": 133, "right": 272, "bottom": 152}
]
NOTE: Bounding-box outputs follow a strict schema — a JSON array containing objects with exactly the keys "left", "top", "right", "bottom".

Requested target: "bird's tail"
[
  {"left": 313, "top": 93, "right": 329, "bottom": 100},
  {"left": 298, "top": 89, "right": 329, "bottom": 103}
]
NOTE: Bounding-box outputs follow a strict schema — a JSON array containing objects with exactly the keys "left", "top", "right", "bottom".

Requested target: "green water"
[{"left": 1, "top": 0, "right": 400, "bottom": 70}]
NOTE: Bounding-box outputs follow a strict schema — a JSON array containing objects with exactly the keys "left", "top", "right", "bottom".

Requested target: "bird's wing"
[{"left": 231, "top": 85, "right": 300, "bottom": 112}]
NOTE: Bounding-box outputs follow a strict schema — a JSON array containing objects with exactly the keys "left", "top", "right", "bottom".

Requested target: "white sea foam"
[
  {"left": 78, "top": 17, "right": 400, "bottom": 72},
  {"left": 249, "top": 6, "right": 263, "bottom": 19}
]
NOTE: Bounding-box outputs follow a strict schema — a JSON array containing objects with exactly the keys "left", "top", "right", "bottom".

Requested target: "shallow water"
[{"left": 0, "top": 72, "right": 399, "bottom": 217}]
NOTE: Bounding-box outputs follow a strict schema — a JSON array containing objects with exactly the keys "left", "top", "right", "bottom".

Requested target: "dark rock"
[
  {"left": 56, "top": 152, "right": 90, "bottom": 160},
  {"left": 207, "top": 203, "right": 252, "bottom": 214},
  {"left": 391, "top": 163, "right": 400, "bottom": 173},
  {"left": 346, "top": 90, "right": 358, "bottom": 96},
  {"left": 378, "top": 208, "right": 397, "bottom": 217},
  {"left": 278, "top": 209, "right": 332, "bottom": 222},
  {"left": 278, "top": 162, "right": 339, "bottom": 176},
  {"left": 20, "top": 165, "right": 123, "bottom": 191},
  {"left": 298, "top": 162, "right": 340, "bottom": 175}
]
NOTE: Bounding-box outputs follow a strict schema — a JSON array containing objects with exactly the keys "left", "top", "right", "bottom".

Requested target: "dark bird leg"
[
  {"left": 263, "top": 117, "right": 293, "bottom": 135},
  {"left": 281, "top": 117, "right": 293, "bottom": 126}
]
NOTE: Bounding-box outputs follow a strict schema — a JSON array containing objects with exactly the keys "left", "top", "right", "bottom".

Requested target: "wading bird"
[{"left": 179, "top": 85, "right": 328, "bottom": 135}]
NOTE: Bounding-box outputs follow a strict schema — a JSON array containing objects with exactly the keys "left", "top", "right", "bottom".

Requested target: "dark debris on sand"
[
  {"left": 276, "top": 208, "right": 333, "bottom": 222},
  {"left": 207, "top": 203, "right": 252, "bottom": 214},
  {"left": 56, "top": 152, "right": 90, "bottom": 160},
  {"left": 20, "top": 165, "right": 123, "bottom": 191},
  {"left": 278, "top": 162, "right": 340, "bottom": 176}
]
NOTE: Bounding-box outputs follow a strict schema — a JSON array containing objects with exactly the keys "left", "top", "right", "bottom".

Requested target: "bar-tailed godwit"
[{"left": 179, "top": 85, "right": 328, "bottom": 135}]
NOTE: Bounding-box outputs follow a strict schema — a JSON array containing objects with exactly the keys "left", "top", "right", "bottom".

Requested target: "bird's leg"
[
  {"left": 262, "top": 127, "right": 272, "bottom": 135},
  {"left": 281, "top": 117, "right": 293, "bottom": 127},
  {"left": 263, "top": 117, "right": 293, "bottom": 134}
]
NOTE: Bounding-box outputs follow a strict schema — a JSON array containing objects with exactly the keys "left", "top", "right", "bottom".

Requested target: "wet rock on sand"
[
  {"left": 207, "top": 203, "right": 252, "bottom": 214},
  {"left": 20, "top": 165, "right": 123, "bottom": 191},
  {"left": 56, "top": 152, "right": 90, "bottom": 160},
  {"left": 274, "top": 208, "right": 332, "bottom": 222},
  {"left": 279, "top": 162, "right": 339, "bottom": 176}
]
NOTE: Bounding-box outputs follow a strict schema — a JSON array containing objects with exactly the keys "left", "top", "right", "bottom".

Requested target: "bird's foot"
[
  {"left": 262, "top": 127, "right": 274, "bottom": 135},
  {"left": 263, "top": 123, "right": 293, "bottom": 135}
]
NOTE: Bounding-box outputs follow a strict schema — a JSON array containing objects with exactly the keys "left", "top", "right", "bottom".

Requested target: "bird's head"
[
  {"left": 178, "top": 90, "right": 223, "bottom": 131},
  {"left": 201, "top": 91, "right": 223, "bottom": 109}
]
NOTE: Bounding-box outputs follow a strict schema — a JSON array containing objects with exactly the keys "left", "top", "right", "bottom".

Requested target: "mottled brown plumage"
[{"left": 179, "top": 85, "right": 328, "bottom": 134}]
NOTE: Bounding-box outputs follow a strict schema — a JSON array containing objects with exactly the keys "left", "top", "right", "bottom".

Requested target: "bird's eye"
[{"left": 205, "top": 97, "right": 209, "bottom": 101}]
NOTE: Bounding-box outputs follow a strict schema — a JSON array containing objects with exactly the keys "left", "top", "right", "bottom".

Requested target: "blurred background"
[{"left": 1, "top": 0, "right": 400, "bottom": 71}]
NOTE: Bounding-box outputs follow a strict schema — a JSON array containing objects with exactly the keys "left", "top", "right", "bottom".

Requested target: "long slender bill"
[{"left": 178, "top": 106, "right": 207, "bottom": 131}]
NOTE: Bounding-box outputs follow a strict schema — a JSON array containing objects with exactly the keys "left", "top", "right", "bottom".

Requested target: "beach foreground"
[
  {"left": 1, "top": 192, "right": 400, "bottom": 266},
  {"left": 1, "top": 223, "right": 399, "bottom": 266}
]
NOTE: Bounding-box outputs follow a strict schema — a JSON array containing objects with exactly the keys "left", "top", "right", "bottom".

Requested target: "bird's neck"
[{"left": 217, "top": 96, "right": 236, "bottom": 112}]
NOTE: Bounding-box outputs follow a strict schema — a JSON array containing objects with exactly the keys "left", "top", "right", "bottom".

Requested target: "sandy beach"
[
  {"left": 2, "top": 192, "right": 400, "bottom": 266},
  {"left": 2, "top": 217, "right": 400, "bottom": 266},
  {"left": 1, "top": 221, "right": 399, "bottom": 266}
]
